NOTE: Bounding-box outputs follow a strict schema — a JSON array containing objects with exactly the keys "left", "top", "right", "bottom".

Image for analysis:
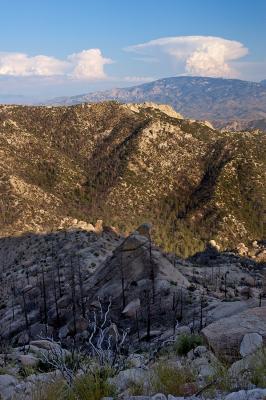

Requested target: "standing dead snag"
[
  {"left": 87, "top": 297, "right": 129, "bottom": 368},
  {"left": 143, "top": 289, "right": 152, "bottom": 340},
  {"left": 40, "top": 260, "right": 48, "bottom": 333},
  {"left": 21, "top": 285, "right": 33, "bottom": 339},
  {"left": 51, "top": 267, "right": 60, "bottom": 325},
  {"left": 147, "top": 230, "right": 155, "bottom": 304},
  {"left": 224, "top": 270, "right": 229, "bottom": 299},
  {"left": 199, "top": 292, "right": 205, "bottom": 331},
  {"left": 52, "top": 242, "right": 62, "bottom": 298},
  {"left": 119, "top": 249, "right": 126, "bottom": 309},
  {"left": 39, "top": 339, "right": 75, "bottom": 386},
  {"left": 70, "top": 257, "right": 77, "bottom": 336},
  {"left": 77, "top": 255, "right": 86, "bottom": 318}
]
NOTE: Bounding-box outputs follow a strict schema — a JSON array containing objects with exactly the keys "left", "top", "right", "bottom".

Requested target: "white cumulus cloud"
[
  {"left": 0, "top": 52, "right": 68, "bottom": 76},
  {"left": 0, "top": 49, "right": 112, "bottom": 80},
  {"left": 68, "top": 49, "right": 112, "bottom": 80},
  {"left": 126, "top": 36, "right": 249, "bottom": 78}
]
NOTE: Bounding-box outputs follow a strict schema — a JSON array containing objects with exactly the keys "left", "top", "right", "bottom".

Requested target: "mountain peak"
[{"left": 46, "top": 76, "right": 266, "bottom": 129}]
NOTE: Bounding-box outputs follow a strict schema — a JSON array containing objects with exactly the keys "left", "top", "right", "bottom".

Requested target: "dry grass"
[
  {"left": 29, "top": 367, "right": 115, "bottom": 400},
  {"left": 151, "top": 362, "right": 197, "bottom": 396}
]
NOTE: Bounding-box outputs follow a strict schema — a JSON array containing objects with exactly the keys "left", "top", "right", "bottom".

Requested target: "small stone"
[
  {"left": 168, "top": 396, "right": 185, "bottom": 400},
  {"left": 152, "top": 394, "right": 167, "bottom": 400},
  {"left": 136, "top": 223, "right": 152, "bottom": 238},
  {"left": 122, "top": 298, "right": 141, "bottom": 317},
  {"left": 59, "top": 325, "right": 69, "bottom": 339}
]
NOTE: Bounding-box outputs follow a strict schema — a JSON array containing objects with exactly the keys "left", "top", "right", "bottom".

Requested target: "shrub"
[
  {"left": 30, "top": 368, "right": 115, "bottom": 400},
  {"left": 205, "top": 362, "right": 233, "bottom": 395},
  {"left": 72, "top": 368, "right": 116, "bottom": 400},
  {"left": 128, "top": 380, "right": 146, "bottom": 396},
  {"left": 31, "top": 380, "right": 69, "bottom": 400},
  {"left": 20, "top": 365, "right": 39, "bottom": 378},
  {"left": 174, "top": 334, "right": 203, "bottom": 356},
  {"left": 250, "top": 347, "right": 266, "bottom": 388},
  {"left": 152, "top": 362, "right": 197, "bottom": 396}
]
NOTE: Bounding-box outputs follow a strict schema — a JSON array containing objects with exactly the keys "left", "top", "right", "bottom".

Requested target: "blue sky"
[{"left": 0, "top": 0, "right": 265, "bottom": 99}]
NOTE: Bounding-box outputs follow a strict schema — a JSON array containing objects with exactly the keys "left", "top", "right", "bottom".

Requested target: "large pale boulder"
[
  {"left": 19, "top": 354, "right": 39, "bottom": 368},
  {"left": 109, "top": 368, "right": 149, "bottom": 392},
  {"left": 202, "top": 307, "right": 266, "bottom": 362}
]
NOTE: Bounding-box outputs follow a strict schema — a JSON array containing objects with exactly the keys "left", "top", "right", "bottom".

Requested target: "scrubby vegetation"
[
  {"left": 251, "top": 347, "right": 266, "bottom": 388},
  {"left": 152, "top": 362, "right": 197, "bottom": 396},
  {"left": 0, "top": 102, "right": 265, "bottom": 255},
  {"left": 31, "top": 369, "right": 116, "bottom": 400}
]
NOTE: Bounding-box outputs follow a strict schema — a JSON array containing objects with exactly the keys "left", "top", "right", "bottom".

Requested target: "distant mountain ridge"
[{"left": 47, "top": 76, "right": 266, "bottom": 128}]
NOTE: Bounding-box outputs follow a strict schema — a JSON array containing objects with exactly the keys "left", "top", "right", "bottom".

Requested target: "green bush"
[{"left": 174, "top": 334, "right": 203, "bottom": 356}]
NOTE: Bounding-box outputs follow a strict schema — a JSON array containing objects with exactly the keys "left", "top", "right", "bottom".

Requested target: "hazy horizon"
[{"left": 0, "top": 0, "right": 265, "bottom": 100}]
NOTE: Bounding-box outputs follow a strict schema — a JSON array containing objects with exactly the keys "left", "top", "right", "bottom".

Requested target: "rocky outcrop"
[
  {"left": 84, "top": 224, "right": 189, "bottom": 317},
  {"left": 0, "top": 375, "right": 18, "bottom": 400}
]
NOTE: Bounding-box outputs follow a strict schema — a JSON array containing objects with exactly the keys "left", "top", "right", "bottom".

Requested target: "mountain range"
[
  {"left": 48, "top": 76, "right": 266, "bottom": 129},
  {"left": 1, "top": 101, "right": 265, "bottom": 256}
]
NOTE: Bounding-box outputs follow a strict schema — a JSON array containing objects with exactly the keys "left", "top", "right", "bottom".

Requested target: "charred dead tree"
[
  {"left": 148, "top": 231, "right": 155, "bottom": 304},
  {"left": 22, "top": 289, "right": 30, "bottom": 338},
  {"left": 172, "top": 291, "right": 179, "bottom": 334},
  {"left": 119, "top": 249, "right": 126, "bottom": 310},
  {"left": 199, "top": 293, "right": 204, "bottom": 331},
  {"left": 51, "top": 266, "right": 60, "bottom": 326},
  {"left": 52, "top": 243, "right": 62, "bottom": 298},
  {"left": 178, "top": 287, "right": 183, "bottom": 322},
  {"left": 70, "top": 257, "right": 77, "bottom": 336},
  {"left": 40, "top": 261, "right": 48, "bottom": 331},
  {"left": 77, "top": 256, "right": 86, "bottom": 318},
  {"left": 135, "top": 310, "right": 140, "bottom": 342},
  {"left": 144, "top": 289, "right": 152, "bottom": 340}
]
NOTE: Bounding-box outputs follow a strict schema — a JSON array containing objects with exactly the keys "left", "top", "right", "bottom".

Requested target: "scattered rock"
[
  {"left": 151, "top": 394, "right": 167, "bottom": 400},
  {"left": 122, "top": 298, "right": 141, "bottom": 318},
  {"left": 109, "top": 368, "right": 149, "bottom": 392},
  {"left": 225, "top": 388, "right": 266, "bottom": 400},
  {"left": 240, "top": 333, "right": 263, "bottom": 357}
]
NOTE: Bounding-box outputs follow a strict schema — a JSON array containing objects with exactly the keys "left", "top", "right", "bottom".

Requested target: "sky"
[{"left": 0, "top": 0, "right": 265, "bottom": 100}]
